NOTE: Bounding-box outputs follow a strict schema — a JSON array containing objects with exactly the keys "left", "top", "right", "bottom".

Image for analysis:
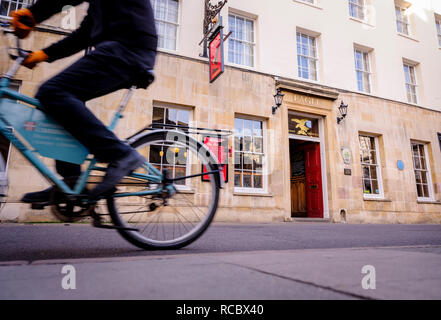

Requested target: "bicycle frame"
[{"left": 0, "top": 56, "right": 164, "bottom": 201}]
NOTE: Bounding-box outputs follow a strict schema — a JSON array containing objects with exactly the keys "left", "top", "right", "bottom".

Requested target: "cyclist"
[{"left": 10, "top": 0, "right": 158, "bottom": 203}]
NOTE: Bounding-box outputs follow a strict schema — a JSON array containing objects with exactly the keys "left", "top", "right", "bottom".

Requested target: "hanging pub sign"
[
  {"left": 202, "top": 135, "right": 228, "bottom": 183},
  {"left": 208, "top": 16, "right": 225, "bottom": 83}
]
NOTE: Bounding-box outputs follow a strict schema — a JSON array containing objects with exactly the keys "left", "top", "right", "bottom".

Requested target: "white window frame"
[
  {"left": 233, "top": 115, "right": 267, "bottom": 194},
  {"left": 436, "top": 18, "right": 441, "bottom": 47},
  {"left": 227, "top": 13, "right": 256, "bottom": 69},
  {"left": 349, "top": 0, "right": 366, "bottom": 21},
  {"left": 403, "top": 62, "right": 418, "bottom": 104},
  {"left": 411, "top": 142, "right": 434, "bottom": 201},
  {"left": 151, "top": 0, "right": 180, "bottom": 52},
  {"left": 150, "top": 104, "right": 193, "bottom": 191},
  {"left": 354, "top": 48, "right": 372, "bottom": 93},
  {"left": 296, "top": 32, "right": 319, "bottom": 82},
  {"left": 359, "top": 135, "right": 384, "bottom": 199},
  {"left": 395, "top": 4, "right": 410, "bottom": 36},
  {"left": 0, "top": 0, "right": 34, "bottom": 18}
]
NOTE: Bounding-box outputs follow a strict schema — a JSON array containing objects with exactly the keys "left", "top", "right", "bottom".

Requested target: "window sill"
[
  {"left": 233, "top": 191, "right": 273, "bottom": 197},
  {"left": 363, "top": 197, "right": 392, "bottom": 202},
  {"left": 292, "top": 0, "right": 323, "bottom": 10},
  {"left": 226, "top": 62, "right": 256, "bottom": 72},
  {"left": 417, "top": 200, "right": 441, "bottom": 205},
  {"left": 397, "top": 32, "right": 419, "bottom": 43},
  {"left": 349, "top": 17, "right": 375, "bottom": 28}
]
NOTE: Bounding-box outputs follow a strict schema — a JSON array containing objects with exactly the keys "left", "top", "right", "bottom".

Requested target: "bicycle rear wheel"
[{"left": 106, "top": 130, "right": 220, "bottom": 250}]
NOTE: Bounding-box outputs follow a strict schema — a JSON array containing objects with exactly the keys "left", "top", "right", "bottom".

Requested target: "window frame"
[
  {"left": 296, "top": 32, "right": 319, "bottom": 82},
  {"left": 411, "top": 142, "right": 434, "bottom": 201},
  {"left": 395, "top": 4, "right": 410, "bottom": 36},
  {"left": 436, "top": 19, "right": 441, "bottom": 47},
  {"left": 354, "top": 48, "right": 372, "bottom": 93},
  {"left": 151, "top": 0, "right": 180, "bottom": 52},
  {"left": 150, "top": 104, "right": 193, "bottom": 190},
  {"left": 349, "top": 0, "right": 366, "bottom": 21},
  {"left": 403, "top": 62, "right": 418, "bottom": 104},
  {"left": 233, "top": 115, "right": 267, "bottom": 194},
  {"left": 227, "top": 13, "right": 256, "bottom": 69},
  {"left": 359, "top": 135, "right": 384, "bottom": 199},
  {"left": 0, "top": 0, "right": 35, "bottom": 18}
]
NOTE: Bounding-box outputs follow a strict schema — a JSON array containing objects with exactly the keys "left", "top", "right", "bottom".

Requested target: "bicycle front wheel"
[{"left": 106, "top": 130, "right": 220, "bottom": 250}]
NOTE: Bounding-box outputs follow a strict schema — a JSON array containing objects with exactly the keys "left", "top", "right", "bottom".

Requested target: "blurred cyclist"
[{"left": 10, "top": 0, "right": 158, "bottom": 203}]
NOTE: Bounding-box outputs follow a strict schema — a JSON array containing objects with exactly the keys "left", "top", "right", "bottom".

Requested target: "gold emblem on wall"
[{"left": 291, "top": 118, "right": 312, "bottom": 136}]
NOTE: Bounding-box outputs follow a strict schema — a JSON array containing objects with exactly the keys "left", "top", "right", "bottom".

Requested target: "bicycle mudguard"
[{"left": 0, "top": 98, "right": 89, "bottom": 165}]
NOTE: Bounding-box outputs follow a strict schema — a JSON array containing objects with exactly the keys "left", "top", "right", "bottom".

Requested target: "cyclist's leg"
[
  {"left": 35, "top": 46, "right": 136, "bottom": 162},
  {"left": 30, "top": 41, "right": 155, "bottom": 198}
]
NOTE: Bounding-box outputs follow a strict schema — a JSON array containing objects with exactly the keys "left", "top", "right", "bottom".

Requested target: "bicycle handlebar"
[{"left": 1, "top": 22, "right": 31, "bottom": 61}]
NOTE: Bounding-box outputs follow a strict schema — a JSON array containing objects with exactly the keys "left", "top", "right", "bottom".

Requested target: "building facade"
[{"left": 1, "top": 0, "right": 441, "bottom": 223}]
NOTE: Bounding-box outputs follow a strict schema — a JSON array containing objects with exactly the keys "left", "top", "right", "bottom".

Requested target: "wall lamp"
[
  {"left": 337, "top": 101, "right": 349, "bottom": 124},
  {"left": 272, "top": 88, "right": 285, "bottom": 115}
]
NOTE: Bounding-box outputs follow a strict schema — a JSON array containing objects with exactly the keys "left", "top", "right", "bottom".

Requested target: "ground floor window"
[
  {"left": 234, "top": 117, "right": 264, "bottom": 190},
  {"left": 149, "top": 105, "right": 191, "bottom": 185},
  {"left": 359, "top": 135, "right": 383, "bottom": 197},
  {"left": 411, "top": 142, "right": 433, "bottom": 200}
]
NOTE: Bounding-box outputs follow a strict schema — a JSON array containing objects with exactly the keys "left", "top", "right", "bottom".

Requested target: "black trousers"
[{"left": 36, "top": 41, "right": 156, "bottom": 179}]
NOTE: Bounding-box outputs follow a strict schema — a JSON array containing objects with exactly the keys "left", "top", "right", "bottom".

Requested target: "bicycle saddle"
[{"left": 130, "top": 69, "right": 155, "bottom": 89}]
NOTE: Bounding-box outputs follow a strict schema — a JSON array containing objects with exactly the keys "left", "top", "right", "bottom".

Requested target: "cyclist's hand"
[
  {"left": 22, "top": 50, "right": 48, "bottom": 69},
  {"left": 10, "top": 8, "right": 36, "bottom": 39}
]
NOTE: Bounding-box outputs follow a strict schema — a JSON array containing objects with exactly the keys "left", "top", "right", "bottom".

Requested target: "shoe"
[
  {"left": 21, "top": 186, "right": 54, "bottom": 203},
  {"left": 20, "top": 176, "right": 79, "bottom": 204},
  {"left": 89, "top": 149, "right": 145, "bottom": 198}
]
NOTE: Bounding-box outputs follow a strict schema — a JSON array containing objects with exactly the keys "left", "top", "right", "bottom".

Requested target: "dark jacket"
[{"left": 29, "top": 0, "right": 158, "bottom": 62}]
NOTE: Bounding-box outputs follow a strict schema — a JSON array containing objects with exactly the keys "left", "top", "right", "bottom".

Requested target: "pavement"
[{"left": 1, "top": 223, "right": 441, "bottom": 300}]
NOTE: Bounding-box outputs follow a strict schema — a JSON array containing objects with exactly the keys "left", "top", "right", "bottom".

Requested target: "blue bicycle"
[{"left": 0, "top": 25, "right": 222, "bottom": 250}]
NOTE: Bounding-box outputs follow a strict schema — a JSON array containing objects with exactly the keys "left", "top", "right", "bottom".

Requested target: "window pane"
[
  {"left": 253, "top": 174, "right": 262, "bottom": 189},
  {"left": 234, "top": 172, "right": 242, "bottom": 187},
  {"left": 243, "top": 172, "right": 252, "bottom": 188},
  {"left": 149, "top": 145, "right": 162, "bottom": 164}
]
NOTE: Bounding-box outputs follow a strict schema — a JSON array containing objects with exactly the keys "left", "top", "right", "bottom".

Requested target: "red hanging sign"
[{"left": 209, "top": 28, "right": 224, "bottom": 83}]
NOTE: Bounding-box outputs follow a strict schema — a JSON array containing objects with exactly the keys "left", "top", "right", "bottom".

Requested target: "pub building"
[{"left": 0, "top": 0, "right": 440, "bottom": 224}]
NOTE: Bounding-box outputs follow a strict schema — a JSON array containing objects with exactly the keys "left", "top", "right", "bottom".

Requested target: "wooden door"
[
  {"left": 304, "top": 143, "right": 324, "bottom": 218},
  {"left": 291, "top": 176, "right": 307, "bottom": 217}
]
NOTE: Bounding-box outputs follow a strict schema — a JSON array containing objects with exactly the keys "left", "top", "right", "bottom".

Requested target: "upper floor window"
[
  {"left": 354, "top": 48, "right": 371, "bottom": 93},
  {"left": 228, "top": 14, "right": 255, "bottom": 68},
  {"left": 395, "top": 5, "right": 410, "bottom": 35},
  {"left": 0, "top": 0, "right": 34, "bottom": 17},
  {"left": 436, "top": 19, "right": 441, "bottom": 46},
  {"left": 403, "top": 62, "right": 418, "bottom": 104},
  {"left": 297, "top": 32, "right": 318, "bottom": 81},
  {"left": 349, "top": 0, "right": 366, "bottom": 21},
  {"left": 151, "top": 0, "right": 179, "bottom": 51}
]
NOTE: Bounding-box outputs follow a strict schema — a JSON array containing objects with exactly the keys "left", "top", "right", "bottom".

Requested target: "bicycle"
[{"left": 0, "top": 24, "right": 224, "bottom": 250}]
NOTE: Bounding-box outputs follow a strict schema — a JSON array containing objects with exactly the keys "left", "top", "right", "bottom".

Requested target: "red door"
[{"left": 304, "top": 143, "right": 324, "bottom": 218}]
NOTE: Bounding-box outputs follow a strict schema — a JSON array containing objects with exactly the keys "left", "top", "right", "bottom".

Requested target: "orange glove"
[
  {"left": 22, "top": 50, "right": 49, "bottom": 69},
  {"left": 10, "top": 8, "right": 36, "bottom": 39}
]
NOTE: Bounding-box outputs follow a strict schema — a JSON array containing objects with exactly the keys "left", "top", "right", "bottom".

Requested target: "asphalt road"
[{"left": 1, "top": 222, "right": 441, "bottom": 300}]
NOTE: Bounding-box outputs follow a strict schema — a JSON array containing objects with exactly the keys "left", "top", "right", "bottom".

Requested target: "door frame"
[{"left": 288, "top": 111, "right": 329, "bottom": 219}]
